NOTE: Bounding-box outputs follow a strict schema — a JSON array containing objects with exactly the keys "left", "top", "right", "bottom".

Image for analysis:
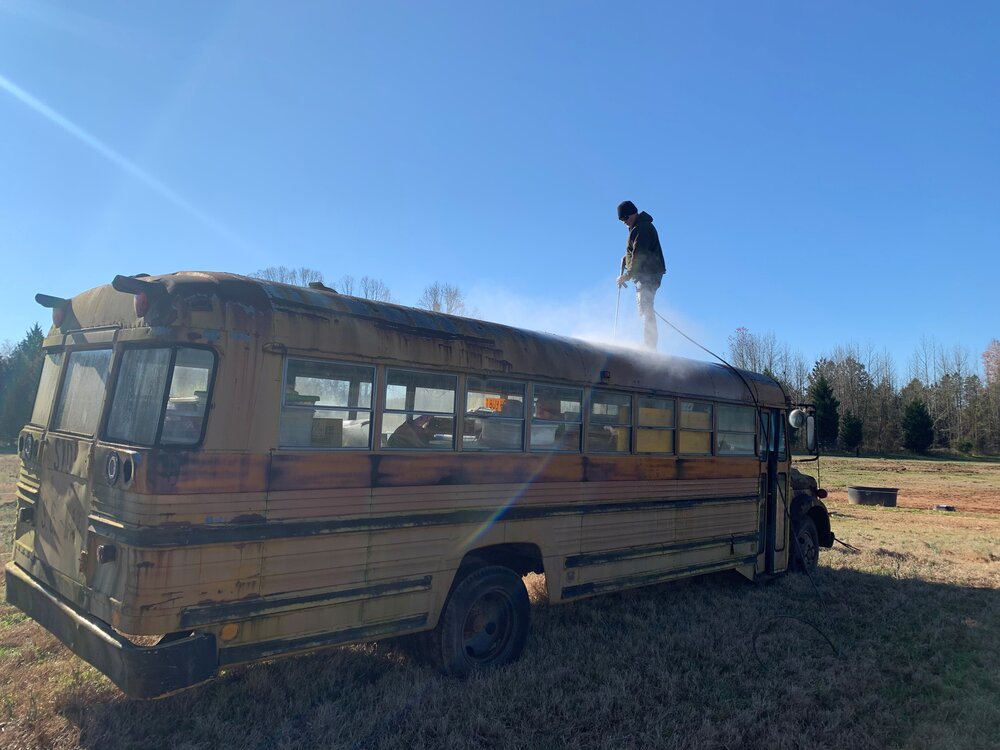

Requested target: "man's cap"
[{"left": 617, "top": 200, "right": 638, "bottom": 220}]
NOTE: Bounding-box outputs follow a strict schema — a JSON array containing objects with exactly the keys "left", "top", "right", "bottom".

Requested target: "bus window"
[
  {"left": 759, "top": 412, "right": 771, "bottom": 458},
  {"left": 52, "top": 348, "right": 112, "bottom": 436},
  {"left": 107, "top": 349, "right": 172, "bottom": 445},
  {"left": 530, "top": 384, "right": 582, "bottom": 451},
  {"left": 678, "top": 400, "right": 713, "bottom": 455},
  {"left": 637, "top": 395, "right": 674, "bottom": 453},
  {"left": 382, "top": 369, "right": 456, "bottom": 450},
  {"left": 107, "top": 347, "right": 216, "bottom": 446},
  {"left": 29, "top": 351, "right": 64, "bottom": 428},
  {"left": 465, "top": 377, "right": 525, "bottom": 451},
  {"left": 280, "top": 359, "right": 374, "bottom": 449},
  {"left": 776, "top": 412, "right": 787, "bottom": 459},
  {"left": 588, "top": 390, "right": 631, "bottom": 453},
  {"left": 161, "top": 349, "right": 215, "bottom": 444},
  {"left": 717, "top": 404, "right": 757, "bottom": 456}
]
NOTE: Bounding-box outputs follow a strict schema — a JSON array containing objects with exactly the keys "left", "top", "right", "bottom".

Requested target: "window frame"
[
  {"left": 677, "top": 399, "right": 715, "bottom": 456},
  {"left": 381, "top": 367, "right": 458, "bottom": 451},
  {"left": 463, "top": 375, "right": 527, "bottom": 453},
  {"left": 103, "top": 344, "right": 218, "bottom": 448},
  {"left": 50, "top": 346, "right": 114, "bottom": 439},
  {"left": 716, "top": 403, "right": 758, "bottom": 456},
  {"left": 279, "top": 357, "right": 376, "bottom": 450},
  {"left": 636, "top": 394, "right": 676, "bottom": 455},
  {"left": 586, "top": 388, "right": 633, "bottom": 454},
  {"left": 29, "top": 349, "right": 65, "bottom": 429},
  {"left": 529, "top": 383, "right": 583, "bottom": 453}
]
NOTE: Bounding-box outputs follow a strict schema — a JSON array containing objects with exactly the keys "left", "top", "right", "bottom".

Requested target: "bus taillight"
[{"left": 134, "top": 291, "right": 150, "bottom": 317}]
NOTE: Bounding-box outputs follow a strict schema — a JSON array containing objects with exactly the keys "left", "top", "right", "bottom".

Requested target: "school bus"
[{"left": 5, "top": 271, "right": 833, "bottom": 698}]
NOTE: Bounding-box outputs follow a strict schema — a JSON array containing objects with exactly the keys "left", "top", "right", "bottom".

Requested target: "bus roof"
[{"left": 45, "top": 271, "right": 786, "bottom": 406}]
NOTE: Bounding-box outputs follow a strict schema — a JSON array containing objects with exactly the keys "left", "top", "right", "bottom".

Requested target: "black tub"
[{"left": 847, "top": 486, "right": 898, "bottom": 507}]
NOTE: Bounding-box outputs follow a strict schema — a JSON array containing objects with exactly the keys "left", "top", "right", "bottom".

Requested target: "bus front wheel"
[
  {"left": 428, "top": 565, "right": 530, "bottom": 676},
  {"left": 792, "top": 516, "right": 820, "bottom": 572}
]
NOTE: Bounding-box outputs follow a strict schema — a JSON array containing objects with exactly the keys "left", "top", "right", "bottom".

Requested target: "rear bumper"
[{"left": 4, "top": 562, "right": 217, "bottom": 699}]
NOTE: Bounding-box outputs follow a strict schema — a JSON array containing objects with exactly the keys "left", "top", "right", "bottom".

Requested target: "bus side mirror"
[{"left": 789, "top": 409, "right": 818, "bottom": 454}]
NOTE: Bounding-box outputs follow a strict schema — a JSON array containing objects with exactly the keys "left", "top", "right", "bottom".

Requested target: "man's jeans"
[{"left": 634, "top": 276, "right": 661, "bottom": 350}]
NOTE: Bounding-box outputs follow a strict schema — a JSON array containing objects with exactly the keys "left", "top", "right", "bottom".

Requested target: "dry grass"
[
  {"left": 1, "top": 453, "right": 999, "bottom": 749},
  {"left": 795, "top": 455, "right": 1000, "bottom": 515}
]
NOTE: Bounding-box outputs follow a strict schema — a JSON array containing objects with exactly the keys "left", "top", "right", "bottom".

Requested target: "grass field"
[{"left": 1, "top": 453, "right": 998, "bottom": 749}]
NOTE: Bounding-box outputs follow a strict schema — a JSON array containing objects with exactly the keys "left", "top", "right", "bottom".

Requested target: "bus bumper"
[{"left": 4, "top": 562, "right": 217, "bottom": 699}]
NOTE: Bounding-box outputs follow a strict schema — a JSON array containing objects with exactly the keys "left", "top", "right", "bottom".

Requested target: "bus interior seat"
[{"left": 479, "top": 399, "right": 524, "bottom": 449}]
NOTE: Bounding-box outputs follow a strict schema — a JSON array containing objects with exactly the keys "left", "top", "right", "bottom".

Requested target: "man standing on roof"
[{"left": 616, "top": 200, "right": 666, "bottom": 350}]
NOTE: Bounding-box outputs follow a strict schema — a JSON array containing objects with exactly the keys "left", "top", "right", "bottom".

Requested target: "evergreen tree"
[
  {"left": 0, "top": 324, "right": 45, "bottom": 445},
  {"left": 902, "top": 399, "right": 934, "bottom": 453},
  {"left": 808, "top": 371, "right": 840, "bottom": 450},
  {"left": 840, "top": 412, "right": 864, "bottom": 456}
]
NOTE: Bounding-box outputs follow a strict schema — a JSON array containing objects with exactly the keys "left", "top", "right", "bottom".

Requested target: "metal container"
[{"left": 847, "top": 486, "right": 898, "bottom": 507}]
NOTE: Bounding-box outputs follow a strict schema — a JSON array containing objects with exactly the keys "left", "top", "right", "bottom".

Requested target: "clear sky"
[{"left": 1, "top": 2, "right": 997, "bottom": 379}]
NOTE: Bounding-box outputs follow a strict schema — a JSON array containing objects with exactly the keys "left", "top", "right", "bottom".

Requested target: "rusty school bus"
[{"left": 6, "top": 271, "right": 833, "bottom": 698}]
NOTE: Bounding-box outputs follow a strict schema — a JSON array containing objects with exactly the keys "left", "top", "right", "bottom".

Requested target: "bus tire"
[
  {"left": 428, "top": 565, "right": 530, "bottom": 677},
  {"left": 792, "top": 516, "right": 820, "bottom": 572}
]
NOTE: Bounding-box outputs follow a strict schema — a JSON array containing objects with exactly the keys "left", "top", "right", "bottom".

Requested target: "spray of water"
[{"left": 470, "top": 278, "right": 715, "bottom": 361}]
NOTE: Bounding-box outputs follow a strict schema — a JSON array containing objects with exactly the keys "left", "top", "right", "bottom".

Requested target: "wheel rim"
[
  {"left": 462, "top": 588, "right": 515, "bottom": 663},
  {"left": 797, "top": 527, "right": 819, "bottom": 569}
]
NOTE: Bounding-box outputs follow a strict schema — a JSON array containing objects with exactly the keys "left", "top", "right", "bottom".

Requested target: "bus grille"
[{"left": 16, "top": 466, "right": 40, "bottom": 503}]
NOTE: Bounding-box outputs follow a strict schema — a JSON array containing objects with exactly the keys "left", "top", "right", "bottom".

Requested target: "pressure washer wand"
[
  {"left": 613, "top": 286, "right": 621, "bottom": 338},
  {"left": 613, "top": 256, "right": 626, "bottom": 338}
]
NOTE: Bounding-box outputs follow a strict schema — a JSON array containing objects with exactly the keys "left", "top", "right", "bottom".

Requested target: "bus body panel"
[{"left": 6, "top": 271, "right": 824, "bottom": 697}]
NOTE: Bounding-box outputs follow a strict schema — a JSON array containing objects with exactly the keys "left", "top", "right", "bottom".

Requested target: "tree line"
[
  {"left": 0, "top": 325, "right": 44, "bottom": 448},
  {"left": 248, "top": 266, "right": 469, "bottom": 315},
  {"left": 728, "top": 327, "right": 1000, "bottom": 456}
]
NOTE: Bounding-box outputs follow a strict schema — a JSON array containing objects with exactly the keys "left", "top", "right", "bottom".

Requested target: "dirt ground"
[{"left": 795, "top": 455, "right": 1000, "bottom": 515}]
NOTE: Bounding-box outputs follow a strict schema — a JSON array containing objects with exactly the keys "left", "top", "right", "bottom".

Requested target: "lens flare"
[{"left": 0, "top": 72, "right": 248, "bottom": 249}]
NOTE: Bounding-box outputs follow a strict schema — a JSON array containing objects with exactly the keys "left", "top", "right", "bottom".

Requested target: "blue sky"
[{"left": 1, "top": 2, "right": 997, "bottom": 380}]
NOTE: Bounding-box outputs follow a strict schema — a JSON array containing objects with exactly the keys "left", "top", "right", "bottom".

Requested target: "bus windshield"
[
  {"left": 51, "top": 349, "right": 112, "bottom": 436},
  {"left": 106, "top": 347, "right": 215, "bottom": 446},
  {"left": 30, "top": 351, "right": 64, "bottom": 427}
]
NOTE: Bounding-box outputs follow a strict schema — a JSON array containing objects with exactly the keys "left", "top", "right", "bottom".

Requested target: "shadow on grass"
[{"left": 55, "top": 566, "right": 1000, "bottom": 750}]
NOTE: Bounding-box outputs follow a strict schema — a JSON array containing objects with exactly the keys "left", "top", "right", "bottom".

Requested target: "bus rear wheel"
[
  {"left": 428, "top": 565, "right": 530, "bottom": 676},
  {"left": 792, "top": 516, "right": 820, "bottom": 572}
]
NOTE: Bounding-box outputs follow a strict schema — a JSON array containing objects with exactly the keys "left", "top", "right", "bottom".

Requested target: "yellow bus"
[{"left": 6, "top": 271, "right": 833, "bottom": 698}]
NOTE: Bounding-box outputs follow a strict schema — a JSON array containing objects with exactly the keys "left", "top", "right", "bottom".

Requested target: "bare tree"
[
  {"left": 984, "top": 339, "right": 1000, "bottom": 386},
  {"left": 332, "top": 275, "right": 392, "bottom": 301},
  {"left": 983, "top": 339, "right": 1000, "bottom": 453},
  {"left": 417, "top": 282, "right": 467, "bottom": 315},
  {"left": 358, "top": 276, "right": 393, "bottom": 302},
  {"left": 867, "top": 347, "right": 900, "bottom": 453},
  {"left": 727, "top": 327, "right": 807, "bottom": 402},
  {"left": 250, "top": 266, "right": 324, "bottom": 286},
  {"left": 337, "top": 275, "right": 356, "bottom": 296},
  {"left": 908, "top": 335, "right": 940, "bottom": 387}
]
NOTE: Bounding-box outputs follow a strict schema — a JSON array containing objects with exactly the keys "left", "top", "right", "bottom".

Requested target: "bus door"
[
  {"left": 759, "top": 409, "right": 788, "bottom": 574},
  {"left": 35, "top": 346, "right": 114, "bottom": 588}
]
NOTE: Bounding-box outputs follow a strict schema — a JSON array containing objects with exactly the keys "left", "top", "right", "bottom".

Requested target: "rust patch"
[{"left": 145, "top": 452, "right": 268, "bottom": 494}]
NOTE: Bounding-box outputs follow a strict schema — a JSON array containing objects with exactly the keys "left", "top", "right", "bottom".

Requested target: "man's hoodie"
[{"left": 625, "top": 211, "right": 666, "bottom": 279}]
